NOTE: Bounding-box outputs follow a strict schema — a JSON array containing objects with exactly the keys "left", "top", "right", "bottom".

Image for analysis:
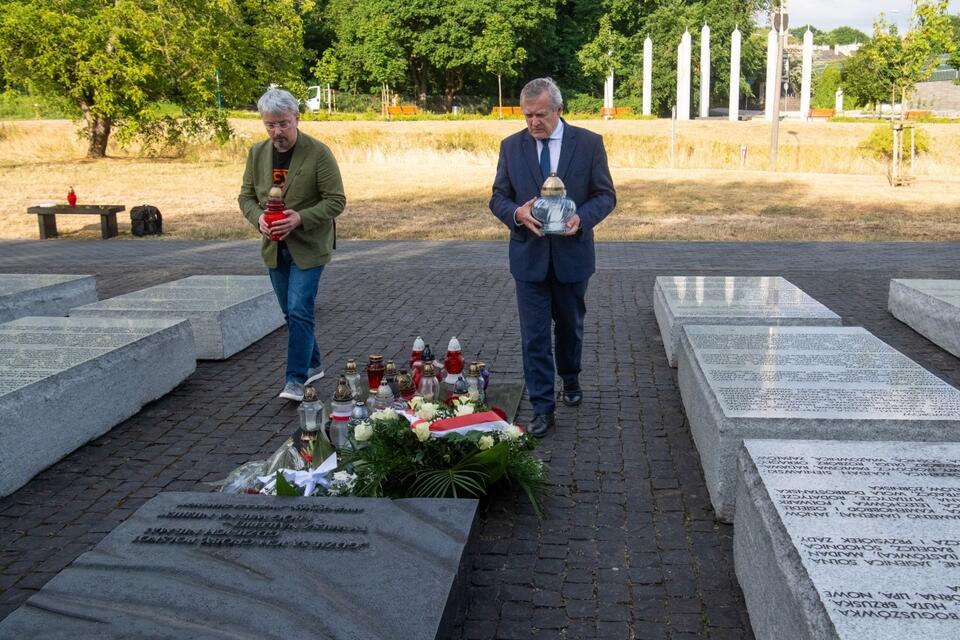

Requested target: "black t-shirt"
[{"left": 272, "top": 145, "right": 295, "bottom": 188}]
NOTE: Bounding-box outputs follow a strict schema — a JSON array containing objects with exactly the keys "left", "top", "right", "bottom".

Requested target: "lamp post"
[{"left": 769, "top": 1, "right": 789, "bottom": 171}]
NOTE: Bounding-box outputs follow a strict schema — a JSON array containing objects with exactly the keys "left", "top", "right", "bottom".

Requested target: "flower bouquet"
[
  {"left": 217, "top": 395, "right": 547, "bottom": 516},
  {"left": 338, "top": 396, "right": 547, "bottom": 515}
]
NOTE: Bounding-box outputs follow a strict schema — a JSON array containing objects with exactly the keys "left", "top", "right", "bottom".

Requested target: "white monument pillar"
[
  {"left": 677, "top": 30, "right": 691, "bottom": 121},
  {"left": 764, "top": 28, "right": 777, "bottom": 121},
  {"left": 729, "top": 27, "right": 741, "bottom": 122},
  {"left": 700, "top": 24, "right": 711, "bottom": 119},
  {"left": 800, "top": 29, "right": 813, "bottom": 120},
  {"left": 642, "top": 37, "right": 653, "bottom": 116},
  {"left": 835, "top": 87, "right": 844, "bottom": 114},
  {"left": 604, "top": 71, "right": 614, "bottom": 111}
]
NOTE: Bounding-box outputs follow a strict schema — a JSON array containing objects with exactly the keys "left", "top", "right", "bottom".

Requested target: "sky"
[{"left": 773, "top": 0, "right": 960, "bottom": 35}]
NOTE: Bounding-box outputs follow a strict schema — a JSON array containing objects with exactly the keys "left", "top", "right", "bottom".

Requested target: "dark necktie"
[{"left": 539, "top": 138, "right": 551, "bottom": 181}]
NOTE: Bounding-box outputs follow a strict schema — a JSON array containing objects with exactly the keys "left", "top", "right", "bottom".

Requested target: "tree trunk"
[
  {"left": 442, "top": 69, "right": 464, "bottom": 113},
  {"left": 86, "top": 114, "right": 112, "bottom": 159},
  {"left": 410, "top": 58, "right": 428, "bottom": 109},
  {"left": 78, "top": 100, "right": 112, "bottom": 159},
  {"left": 497, "top": 74, "right": 503, "bottom": 119}
]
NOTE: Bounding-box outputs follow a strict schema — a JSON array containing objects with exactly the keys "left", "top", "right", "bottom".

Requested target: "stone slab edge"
[
  {"left": 0, "top": 275, "right": 97, "bottom": 324},
  {"left": 734, "top": 441, "right": 839, "bottom": 640},
  {"left": 676, "top": 325, "right": 960, "bottom": 522},
  {"left": 889, "top": 279, "right": 960, "bottom": 358},
  {"left": 70, "top": 279, "right": 283, "bottom": 360},
  {"left": 0, "top": 318, "right": 196, "bottom": 497},
  {"left": 653, "top": 277, "right": 843, "bottom": 368}
]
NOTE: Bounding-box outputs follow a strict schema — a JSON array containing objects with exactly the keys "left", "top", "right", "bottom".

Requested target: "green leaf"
[
  {"left": 412, "top": 464, "right": 488, "bottom": 498},
  {"left": 274, "top": 471, "right": 301, "bottom": 496},
  {"left": 472, "top": 443, "right": 509, "bottom": 483}
]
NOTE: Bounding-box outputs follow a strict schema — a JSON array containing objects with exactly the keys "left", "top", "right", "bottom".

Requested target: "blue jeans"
[{"left": 268, "top": 244, "right": 324, "bottom": 384}]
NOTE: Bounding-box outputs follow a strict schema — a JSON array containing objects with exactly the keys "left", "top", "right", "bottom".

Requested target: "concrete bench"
[{"left": 27, "top": 204, "right": 125, "bottom": 239}]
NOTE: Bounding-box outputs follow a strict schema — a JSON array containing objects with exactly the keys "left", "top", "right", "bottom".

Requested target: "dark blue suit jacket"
[{"left": 489, "top": 120, "right": 616, "bottom": 283}]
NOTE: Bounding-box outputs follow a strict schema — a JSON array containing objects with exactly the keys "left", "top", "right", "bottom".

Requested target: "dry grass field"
[{"left": 1, "top": 117, "right": 958, "bottom": 242}]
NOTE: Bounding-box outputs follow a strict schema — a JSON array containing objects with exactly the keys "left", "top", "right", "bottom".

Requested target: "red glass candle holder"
[{"left": 367, "top": 354, "right": 385, "bottom": 391}]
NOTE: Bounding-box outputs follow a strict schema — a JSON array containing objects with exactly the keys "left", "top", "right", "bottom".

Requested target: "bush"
[
  {"left": 0, "top": 90, "right": 73, "bottom": 119},
  {"left": 858, "top": 124, "right": 930, "bottom": 159},
  {"left": 564, "top": 91, "right": 603, "bottom": 114}
]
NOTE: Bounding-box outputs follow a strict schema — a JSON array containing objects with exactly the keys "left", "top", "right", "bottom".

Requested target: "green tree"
[
  {"left": 577, "top": 14, "right": 628, "bottom": 84},
  {"left": 321, "top": 0, "right": 552, "bottom": 110},
  {"left": 476, "top": 14, "right": 525, "bottom": 115},
  {"left": 950, "top": 15, "right": 960, "bottom": 76},
  {"left": 0, "top": 0, "right": 310, "bottom": 158},
  {"left": 823, "top": 26, "right": 871, "bottom": 45},
  {"left": 843, "top": 1, "right": 954, "bottom": 107}
]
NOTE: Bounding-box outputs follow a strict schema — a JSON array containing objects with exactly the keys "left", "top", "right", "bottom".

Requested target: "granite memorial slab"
[
  {"left": 0, "top": 274, "right": 96, "bottom": 323},
  {"left": 0, "top": 316, "right": 195, "bottom": 496},
  {"left": 70, "top": 275, "right": 283, "bottom": 359},
  {"left": 0, "top": 492, "right": 478, "bottom": 640},
  {"left": 653, "top": 276, "right": 841, "bottom": 366},
  {"left": 889, "top": 279, "right": 960, "bottom": 358},
  {"left": 735, "top": 439, "right": 960, "bottom": 640},
  {"left": 677, "top": 325, "right": 960, "bottom": 521}
]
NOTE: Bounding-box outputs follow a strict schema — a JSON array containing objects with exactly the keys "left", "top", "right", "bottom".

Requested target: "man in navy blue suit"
[{"left": 489, "top": 78, "right": 616, "bottom": 437}]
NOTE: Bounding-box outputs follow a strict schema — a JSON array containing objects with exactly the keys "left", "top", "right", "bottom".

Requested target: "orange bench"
[
  {"left": 490, "top": 106, "right": 523, "bottom": 116},
  {"left": 906, "top": 110, "right": 932, "bottom": 120},
  {"left": 809, "top": 108, "right": 835, "bottom": 119},
  {"left": 601, "top": 107, "right": 633, "bottom": 117},
  {"left": 387, "top": 105, "right": 419, "bottom": 116}
]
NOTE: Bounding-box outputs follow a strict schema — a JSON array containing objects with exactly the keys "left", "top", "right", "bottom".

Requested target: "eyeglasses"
[{"left": 263, "top": 120, "right": 293, "bottom": 131}]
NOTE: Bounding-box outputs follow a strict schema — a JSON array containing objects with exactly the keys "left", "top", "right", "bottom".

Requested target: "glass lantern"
[
  {"left": 532, "top": 173, "right": 577, "bottom": 234},
  {"left": 344, "top": 358, "right": 363, "bottom": 399},
  {"left": 418, "top": 362, "right": 439, "bottom": 402},
  {"left": 373, "top": 380, "right": 394, "bottom": 411},
  {"left": 396, "top": 368, "right": 417, "bottom": 401},
  {"left": 367, "top": 354, "right": 385, "bottom": 391},
  {"left": 465, "top": 362, "right": 483, "bottom": 402},
  {"left": 443, "top": 336, "right": 464, "bottom": 384},
  {"left": 297, "top": 385, "right": 326, "bottom": 432}
]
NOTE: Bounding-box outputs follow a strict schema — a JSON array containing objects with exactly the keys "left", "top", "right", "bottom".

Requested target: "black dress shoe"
[
  {"left": 562, "top": 385, "right": 582, "bottom": 407},
  {"left": 528, "top": 413, "right": 555, "bottom": 438}
]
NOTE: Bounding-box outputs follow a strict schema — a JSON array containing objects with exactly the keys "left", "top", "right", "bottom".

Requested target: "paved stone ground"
[{"left": 2, "top": 238, "right": 960, "bottom": 639}]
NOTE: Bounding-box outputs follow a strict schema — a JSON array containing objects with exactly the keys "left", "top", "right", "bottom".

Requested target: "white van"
[{"left": 304, "top": 86, "right": 322, "bottom": 113}]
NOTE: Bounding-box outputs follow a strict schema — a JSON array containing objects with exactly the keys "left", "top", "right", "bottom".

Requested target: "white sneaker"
[
  {"left": 306, "top": 368, "right": 325, "bottom": 385},
  {"left": 279, "top": 381, "right": 304, "bottom": 402}
]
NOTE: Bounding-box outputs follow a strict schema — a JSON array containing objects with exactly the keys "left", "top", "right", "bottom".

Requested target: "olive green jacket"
[{"left": 238, "top": 131, "right": 346, "bottom": 269}]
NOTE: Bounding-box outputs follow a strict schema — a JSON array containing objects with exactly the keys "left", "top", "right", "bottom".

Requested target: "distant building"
[{"left": 914, "top": 56, "right": 960, "bottom": 114}]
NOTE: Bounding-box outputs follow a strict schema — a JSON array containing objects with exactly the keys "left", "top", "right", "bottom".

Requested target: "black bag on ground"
[{"left": 130, "top": 205, "right": 163, "bottom": 236}]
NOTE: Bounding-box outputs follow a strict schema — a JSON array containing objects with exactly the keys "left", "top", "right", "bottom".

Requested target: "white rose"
[
  {"left": 455, "top": 403, "right": 475, "bottom": 416},
  {"left": 371, "top": 408, "right": 397, "bottom": 422},
  {"left": 414, "top": 422, "right": 431, "bottom": 442},
  {"left": 501, "top": 424, "right": 523, "bottom": 441},
  {"left": 417, "top": 402, "right": 439, "bottom": 420},
  {"left": 353, "top": 421, "right": 373, "bottom": 442},
  {"left": 409, "top": 396, "right": 424, "bottom": 410},
  {"left": 478, "top": 435, "right": 494, "bottom": 450},
  {"left": 455, "top": 395, "right": 473, "bottom": 406}
]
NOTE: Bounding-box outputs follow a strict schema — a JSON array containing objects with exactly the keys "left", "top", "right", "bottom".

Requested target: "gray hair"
[
  {"left": 520, "top": 78, "right": 563, "bottom": 110},
  {"left": 257, "top": 88, "right": 300, "bottom": 117}
]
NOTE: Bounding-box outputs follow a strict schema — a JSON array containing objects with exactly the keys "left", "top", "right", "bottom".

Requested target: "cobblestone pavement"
[{"left": 2, "top": 239, "right": 960, "bottom": 639}]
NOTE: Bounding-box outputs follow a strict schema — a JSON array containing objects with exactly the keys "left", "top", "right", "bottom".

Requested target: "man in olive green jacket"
[{"left": 239, "top": 88, "right": 346, "bottom": 401}]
